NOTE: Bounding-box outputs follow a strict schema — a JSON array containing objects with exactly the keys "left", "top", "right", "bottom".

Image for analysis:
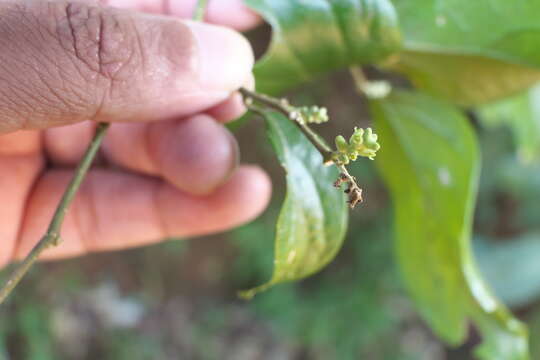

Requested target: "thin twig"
[
  {"left": 335, "top": 164, "right": 363, "bottom": 208},
  {"left": 349, "top": 66, "right": 391, "bottom": 99},
  {"left": 297, "top": 121, "right": 333, "bottom": 158},
  {"left": 244, "top": 101, "right": 267, "bottom": 118},
  {"left": 0, "top": 122, "right": 110, "bottom": 305},
  {"left": 239, "top": 87, "right": 294, "bottom": 116},
  {"left": 240, "top": 87, "right": 365, "bottom": 208},
  {"left": 0, "top": 0, "right": 211, "bottom": 304},
  {"left": 349, "top": 66, "right": 369, "bottom": 94},
  {"left": 193, "top": 0, "right": 209, "bottom": 21},
  {"left": 239, "top": 87, "right": 332, "bottom": 158}
]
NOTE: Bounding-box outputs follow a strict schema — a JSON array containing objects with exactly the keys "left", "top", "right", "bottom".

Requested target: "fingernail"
[{"left": 187, "top": 21, "right": 254, "bottom": 93}]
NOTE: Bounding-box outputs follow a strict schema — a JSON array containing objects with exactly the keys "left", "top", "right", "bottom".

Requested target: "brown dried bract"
[
  {"left": 334, "top": 172, "right": 363, "bottom": 209},
  {"left": 347, "top": 186, "right": 363, "bottom": 209}
]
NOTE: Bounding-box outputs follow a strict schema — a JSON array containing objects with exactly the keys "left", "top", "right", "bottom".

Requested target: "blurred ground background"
[{"left": 2, "top": 26, "right": 540, "bottom": 360}]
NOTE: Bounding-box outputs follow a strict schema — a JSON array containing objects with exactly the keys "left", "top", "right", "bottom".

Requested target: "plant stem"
[
  {"left": 0, "top": 122, "right": 110, "bottom": 305},
  {"left": 239, "top": 87, "right": 294, "bottom": 115},
  {"left": 239, "top": 87, "right": 333, "bottom": 158},
  {"left": 240, "top": 87, "right": 365, "bottom": 208},
  {"left": 349, "top": 66, "right": 391, "bottom": 99},
  {"left": 336, "top": 164, "right": 363, "bottom": 208},
  {"left": 350, "top": 66, "right": 369, "bottom": 94},
  {"left": 193, "top": 0, "right": 209, "bottom": 21},
  {"left": 297, "top": 122, "right": 333, "bottom": 159}
]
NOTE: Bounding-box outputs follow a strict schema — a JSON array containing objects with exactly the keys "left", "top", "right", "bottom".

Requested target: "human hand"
[{"left": 0, "top": 0, "right": 271, "bottom": 267}]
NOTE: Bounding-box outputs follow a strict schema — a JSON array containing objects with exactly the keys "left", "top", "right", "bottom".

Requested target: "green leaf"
[
  {"left": 371, "top": 90, "right": 529, "bottom": 358},
  {"left": 392, "top": 0, "right": 540, "bottom": 105},
  {"left": 393, "top": 52, "right": 540, "bottom": 107},
  {"left": 239, "top": 111, "right": 348, "bottom": 299},
  {"left": 478, "top": 84, "right": 540, "bottom": 163},
  {"left": 245, "top": 0, "right": 401, "bottom": 94}
]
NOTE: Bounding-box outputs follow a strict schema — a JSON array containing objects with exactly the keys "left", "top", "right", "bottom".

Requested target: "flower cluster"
[
  {"left": 332, "top": 127, "right": 380, "bottom": 164},
  {"left": 295, "top": 106, "right": 329, "bottom": 125}
]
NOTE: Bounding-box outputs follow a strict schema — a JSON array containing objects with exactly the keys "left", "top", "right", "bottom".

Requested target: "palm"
[{"left": 0, "top": 116, "right": 270, "bottom": 268}]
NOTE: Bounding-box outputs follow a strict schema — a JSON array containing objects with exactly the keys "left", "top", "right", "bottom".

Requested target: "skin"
[{"left": 0, "top": 0, "right": 271, "bottom": 268}]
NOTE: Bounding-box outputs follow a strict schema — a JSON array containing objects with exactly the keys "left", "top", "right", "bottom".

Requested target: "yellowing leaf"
[{"left": 393, "top": 0, "right": 540, "bottom": 105}]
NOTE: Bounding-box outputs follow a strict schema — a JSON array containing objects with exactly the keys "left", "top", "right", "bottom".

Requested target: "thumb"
[{"left": 0, "top": 1, "right": 254, "bottom": 133}]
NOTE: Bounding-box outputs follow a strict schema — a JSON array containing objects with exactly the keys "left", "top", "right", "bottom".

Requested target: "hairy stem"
[{"left": 0, "top": 122, "right": 110, "bottom": 305}]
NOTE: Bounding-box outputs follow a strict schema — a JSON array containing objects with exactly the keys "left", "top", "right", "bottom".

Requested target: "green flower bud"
[
  {"left": 332, "top": 152, "right": 350, "bottom": 165},
  {"left": 349, "top": 127, "right": 364, "bottom": 147},
  {"left": 363, "top": 128, "right": 379, "bottom": 149},
  {"left": 299, "top": 106, "right": 329, "bottom": 124},
  {"left": 335, "top": 135, "right": 349, "bottom": 153},
  {"left": 316, "top": 107, "right": 329, "bottom": 123},
  {"left": 333, "top": 127, "right": 380, "bottom": 164},
  {"left": 358, "top": 148, "right": 377, "bottom": 160}
]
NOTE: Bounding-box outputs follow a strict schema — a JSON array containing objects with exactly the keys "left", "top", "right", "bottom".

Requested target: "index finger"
[{"left": 105, "top": 0, "right": 262, "bottom": 31}]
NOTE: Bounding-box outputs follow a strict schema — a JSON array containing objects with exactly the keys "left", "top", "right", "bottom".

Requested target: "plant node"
[
  {"left": 239, "top": 87, "right": 378, "bottom": 209},
  {"left": 333, "top": 127, "right": 380, "bottom": 164}
]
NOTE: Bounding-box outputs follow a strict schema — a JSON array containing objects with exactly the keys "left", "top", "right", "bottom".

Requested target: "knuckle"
[{"left": 55, "top": 2, "right": 141, "bottom": 83}]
